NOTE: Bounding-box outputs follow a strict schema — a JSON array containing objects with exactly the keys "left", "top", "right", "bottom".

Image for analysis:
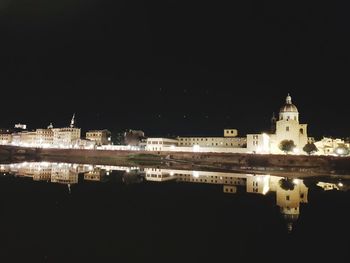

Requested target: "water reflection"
[{"left": 0, "top": 161, "right": 349, "bottom": 233}]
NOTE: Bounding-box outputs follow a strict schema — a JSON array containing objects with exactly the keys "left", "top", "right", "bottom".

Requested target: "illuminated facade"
[
  {"left": 314, "top": 137, "right": 350, "bottom": 155},
  {"left": 52, "top": 128, "right": 81, "bottom": 147},
  {"left": 86, "top": 129, "right": 111, "bottom": 146},
  {"left": 35, "top": 128, "right": 54, "bottom": 146},
  {"left": 178, "top": 129, "right": 246, "bottom": 148},
  {"left": 145, "top": 138, "right": 178, "bottom": 151},
  {"left": 247, "top": 94, "right": 309, "bottom": 154},
  {"left": 0, "top": 131, "right": 12, "bottom": 144}
]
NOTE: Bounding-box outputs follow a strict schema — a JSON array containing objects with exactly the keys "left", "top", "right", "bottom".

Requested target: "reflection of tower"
[
  {"left": 276, "top": 178, "right": 308, "bottom": 233},
  {"left": 271, "top": 112, "right": 277, "bottom": 133},
  {"left": 70, "top": 113, "right": 75, "bottom": 128}
]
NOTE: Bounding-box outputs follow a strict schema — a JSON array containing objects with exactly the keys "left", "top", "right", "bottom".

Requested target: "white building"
[
  {"left": 52, "top": 128, "right": 81, "bottom": 147},
  {"left": 0, "top": 130, "right": 12, "bottom": 145},
  {"left": 314, "top": 137, "right": 349, "bottom": 155},
  {"left": 247, "top": 94, "right": 309, "bottom": 154},
  {"left": 145, "top": 138, "right": 178, "bottom": 151},
  {"left": 178, "top": 129, "right": 246, "bottom": 148},
  {"left": 52, "top": 115, "right": 81, "bottom": 148},
  {"left": 35, "top": 128, "right": 54, "bottom": 146}
]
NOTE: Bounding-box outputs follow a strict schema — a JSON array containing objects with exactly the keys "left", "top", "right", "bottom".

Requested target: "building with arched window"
[{"left": 247, "top": 94, "right": 309, "bottom": 154}]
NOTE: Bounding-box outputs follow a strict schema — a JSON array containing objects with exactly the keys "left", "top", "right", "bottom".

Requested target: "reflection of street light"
[
  {"left": 193, "top": 145, "right": 200, "bottom": 152},
  {"left": 193, "top": 171, "right": 199, "bottom": 178},
  {"left": 338, "top": 182, "right": 344, "bottom": 187}
]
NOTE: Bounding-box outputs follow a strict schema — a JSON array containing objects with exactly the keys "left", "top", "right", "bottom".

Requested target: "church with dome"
[{"left": 247, "top": 94, "right": 309, "bottom": 154}]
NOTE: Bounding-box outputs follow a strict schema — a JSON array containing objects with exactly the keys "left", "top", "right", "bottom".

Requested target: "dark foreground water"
[{"left": 0, "top": 162, "right": 349, "bottom": 263}]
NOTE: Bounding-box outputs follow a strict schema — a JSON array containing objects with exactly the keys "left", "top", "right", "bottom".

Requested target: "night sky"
[{"left": 1, "top": 1, "right": 349, "bottom": 138}]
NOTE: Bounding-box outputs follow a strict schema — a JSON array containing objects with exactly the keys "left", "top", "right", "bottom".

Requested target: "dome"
[{"left": 280, "top": 94, "right": 298, "bottom": 113}]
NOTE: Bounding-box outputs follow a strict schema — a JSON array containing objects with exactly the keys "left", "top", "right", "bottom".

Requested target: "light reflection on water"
[{"left": 1, "top": 161, "right": 349, "bottom": 233}]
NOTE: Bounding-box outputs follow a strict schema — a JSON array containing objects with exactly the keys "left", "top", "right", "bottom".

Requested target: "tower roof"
[{"left": 280, "top": 93, "right": 298, "bottom": 113}]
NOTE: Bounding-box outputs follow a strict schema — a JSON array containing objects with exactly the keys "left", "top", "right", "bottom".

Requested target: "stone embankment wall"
[{"left": 1, "top": 145, "right": 350, "bottom": 174}]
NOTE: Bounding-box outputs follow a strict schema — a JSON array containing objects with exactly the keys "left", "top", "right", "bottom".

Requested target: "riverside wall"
[{"left": 1, "top": 145, "right": 350, "bottom": 175}]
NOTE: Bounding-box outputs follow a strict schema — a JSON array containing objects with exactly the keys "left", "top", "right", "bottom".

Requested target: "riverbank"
[{"left": 1, "top": 145, "right": 350, "bottom": 176}]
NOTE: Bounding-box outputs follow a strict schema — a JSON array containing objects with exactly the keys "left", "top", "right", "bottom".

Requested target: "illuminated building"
[
  {"left": 0, "top": 130, "right": 12, "bottom": 145},
  {"left": 145, "top": 138, "right": 178, "bottom": 151},
  {"left": 178, "top": 129, "right": 246, "bottom": 148},
  {"left": 86, "top": 129, "right": 112, "bottom": 146},
  {"left": 247, "top": 94, "right": 309, "bottom": 154}
]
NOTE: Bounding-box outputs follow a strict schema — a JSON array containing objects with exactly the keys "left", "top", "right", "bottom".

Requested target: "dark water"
[{"left": 0, "top": 162, "right": 349, "bottom": 263}]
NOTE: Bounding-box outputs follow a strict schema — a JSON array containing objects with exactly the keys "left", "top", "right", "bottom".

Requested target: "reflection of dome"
[
  {"left": 282, "top": 211, "right": 299, "bottom": 233},
  {"left": 280, "top": 94, "right": 298, "bottom": 113}
]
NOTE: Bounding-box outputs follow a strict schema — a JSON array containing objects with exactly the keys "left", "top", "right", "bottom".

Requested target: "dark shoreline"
[{"left": 1, "top": 145, "right": 350, "bottom": 177}]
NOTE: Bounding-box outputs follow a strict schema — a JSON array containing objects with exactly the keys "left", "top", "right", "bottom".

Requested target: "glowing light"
[
  {"left": 262, "top": 133, "right": 270, "bottom": 153},
  {"left": 293, "top": 179, "right": 300, "bottom": 185},
  {"left": 335, "top": 148, "right": 345, "bottom": 156},
  {"left": 193, "top": 171, "right": 199, "bottom": 178},
  {"left": 338, "top": 182, "right": 343, "bottom": 187},
  {"left": 293, "top": 147, "right": 299, "bottom": 154},
  {"left": 262, "top": 175, "right": 270, "bottom": 195},
  {"left": 193, "top": 145, "right": 200, "bottom": 152},
  {"left": 170, "top": 171, "right": 174, "bottom": 176}
]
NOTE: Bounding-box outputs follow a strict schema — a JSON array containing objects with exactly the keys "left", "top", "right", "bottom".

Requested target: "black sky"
[{"left": 0, "top": 1, "right": 349, "bottom": 138}]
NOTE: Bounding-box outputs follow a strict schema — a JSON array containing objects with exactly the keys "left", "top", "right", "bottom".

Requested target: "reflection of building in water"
[
  {"left": 0, "top": 162, "right": 93, "bottom": 185},
  {"left": 317, "top": 181, "right": 349, "bottom": 191},
  {"left": 247, "top": 175, "right": 308, "bottom": 232},
  {"left": 144, "top": 168, "right": 177, "bottom": 182},
  {"left": 84, "top": 168, "right": 106, "bottom": 182},
  {"left": 1, "top": 162, "right": 349, "bottom": 232},
  {"left": 143, "top": 168, "right": 309, "bottom": 232},
  {"left": 51, "top": 164, "right": 79, "bottom": 185},
  {"left": 276, "top": 178, "right": 308, "bottom": 232},
  {"left": 144, "top": 168, "right": 246, "bottom": 186}
]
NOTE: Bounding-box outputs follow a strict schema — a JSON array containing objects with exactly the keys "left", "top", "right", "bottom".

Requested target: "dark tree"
[
  {"left": 303, "top": 143, "right": 318, "bottom": 155},
  {"left": 279, "top": 178, "right": 295, "bottom": 191},
  {"left": 111, "top": 131, "right": 125, "bottom": 145},
  {"left": 279, "top": 140, "right": 296, "bottom": 154},
  {"left": 124, "top": 130, "right": 145, "bottom": 146}
]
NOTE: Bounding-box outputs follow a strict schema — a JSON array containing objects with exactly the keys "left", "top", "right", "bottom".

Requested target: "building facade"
[
  {"left": 52, "top": 128, "right": 81, "bottom": 147},
  {"left": 86, "top": 129, "right": 111, "bottom": 146},
  {"left": 145, "top": 138, "right": 178, "bottom": 151},
  {"left": 0, "top": 130, "right": 12, "bottom": 145},
  {"left": 247, "top": 94, "right": 309, "bottom": 154},
  {"left": 178, "top": 129, "right": 246, "bottom": 148},
  {"left": 36, "top": 128, "right": 54, "bottom": 146}
]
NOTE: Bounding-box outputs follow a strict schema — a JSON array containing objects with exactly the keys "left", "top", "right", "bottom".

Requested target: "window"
[
  {"left": 286, "top": 126, "right": 289, "bottom": 132},
  {"left": 300, "top": 128, "right": 304, "bottom": 134},
  {"left": 286, "top": 196, "right": 290, "bottom": 201},
  {"left": 294, "top": 116, "right": 297, "bottom": 120}
]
